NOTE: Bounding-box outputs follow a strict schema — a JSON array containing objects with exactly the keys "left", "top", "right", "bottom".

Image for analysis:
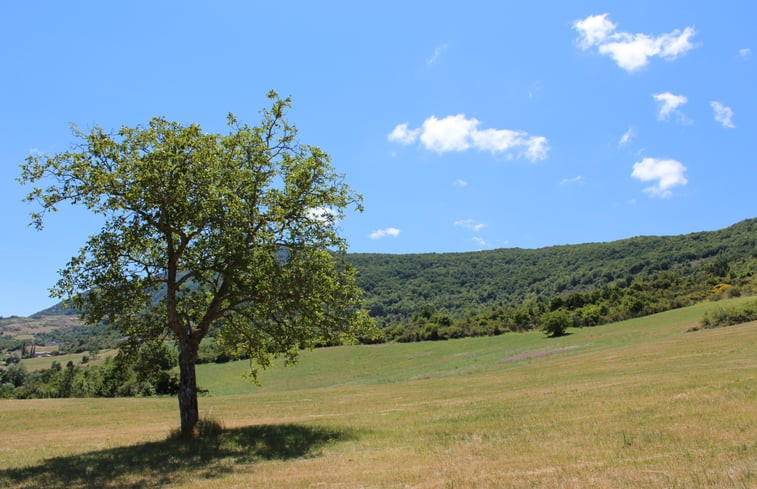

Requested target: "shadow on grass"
[{"left": 0, "top": 424, "right": 352, "bottom": 489}]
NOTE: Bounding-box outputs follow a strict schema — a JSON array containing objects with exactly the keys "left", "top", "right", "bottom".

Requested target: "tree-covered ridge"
[
  {"left": 347, "top": 218, "right": 756, "bottom": 338},
  {"left": 2, "top": 218, "right": 754, "bottom": 353}
]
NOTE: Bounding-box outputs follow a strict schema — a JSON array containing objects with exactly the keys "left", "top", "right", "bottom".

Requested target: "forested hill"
[
  {"left": 347, "top": 218, "right": 756, "bottom": 338},
  {"left": 8, "top": 218, "right": 756, "bottom": 346}
]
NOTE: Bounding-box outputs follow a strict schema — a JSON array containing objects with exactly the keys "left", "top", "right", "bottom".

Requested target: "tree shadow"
[{"left": 0, "top": 424, "right": 353, "bottom": 489}]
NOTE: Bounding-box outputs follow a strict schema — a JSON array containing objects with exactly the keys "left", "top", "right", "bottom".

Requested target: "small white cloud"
[
  {"left": 454, "top": 179, "right": 468, "bottom": 187},
  {"left": 427, "top": 43, "right": 448, "bottom": 65},
  {"left": 618, "top": 127, "right": 634, "bottom": 147},
  {"left": 390, "top": 114, "right": 549, "bottom": 162},
  {"left": 739, "top": 48, "right": 751, "bottom": 58},
  {"left": 454, "top": 219, "right": 486, "bottom": 232},
  {"left": 471, "top": 128, "right": 525, "bottom": 153},
  {"left": 388, "top": 123, "right": 421, "bottom": 145},
  {"left": 653, "top": 92, "right": 688, "bottom": 121},
  {"left": 305, "top": 207, "right": 337, "bottom": 225},
  {"left": 28, "top": 148, "right": 43, "bottom": 157},
  {"left": 472, "top": 237, "right": 488, "bottom": 247},
  {"left": 574, "top": 14, "right": 617, "bottom": 49},
  {"left": 369, "top": 227, "right": 401, "bottom": 239},
  {"left": 420, "top": 115, "right": 478, "bottom": 152},
  {"left": 560, "top": 175, "right": 585, "bottom": 185},
  {"left": 631, "top": 157, "right": 688, "bottom": 198},
  {"left": 710, "top": 101, "right": 735, "bottom": 128},
  {"left": 523, "top": 136, "right": 550, "bottom": 161},
  {"left": 657, "top": 27, "right": 696, "bottom": 58},
  {"left": 574, "top": 14, "right": 696, "bottom": 72}
]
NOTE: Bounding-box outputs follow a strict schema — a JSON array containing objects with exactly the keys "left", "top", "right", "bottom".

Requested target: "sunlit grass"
[
  {"left": 1, "top": 297, "right": 755, "bottom": 488},
  {"left": 19, "top": 349, "right": 114, "bottom": 371}
]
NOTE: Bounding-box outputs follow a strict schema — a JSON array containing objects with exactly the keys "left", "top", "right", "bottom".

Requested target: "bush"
[
  {"left": 700, "top": 299, "right": 757, "bottom": 329},
  {"left": 541, "top": 309, "right": 570, "bottom": 337}
]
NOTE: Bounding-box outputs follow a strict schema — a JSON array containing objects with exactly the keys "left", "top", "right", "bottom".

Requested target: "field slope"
[{"left": 0, "top": 298, "right": 755, "bottom": 488}]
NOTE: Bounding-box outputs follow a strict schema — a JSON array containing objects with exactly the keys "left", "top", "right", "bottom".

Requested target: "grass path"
[{"left": 1, "top": 298, "right": 755, "bottom": 488}]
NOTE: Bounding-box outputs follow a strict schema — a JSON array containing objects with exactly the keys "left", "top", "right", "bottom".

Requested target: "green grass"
[
  {"left": 19, "top": 349, "right": 114, "bottom": 371},
  {"left": 196, "top": 296, "right": 753, "bottom": 395},
  {"left": 1, "top": 297, "right": 755, "bottom": 488}
]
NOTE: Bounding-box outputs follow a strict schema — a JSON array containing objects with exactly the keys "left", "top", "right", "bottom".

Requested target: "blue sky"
[{"left": 1, "top": 1, "right": 755, "bottom": 316}]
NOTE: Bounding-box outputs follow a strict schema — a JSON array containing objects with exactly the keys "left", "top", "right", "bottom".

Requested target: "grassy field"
[
  {"left": 0, "top": 297, "right": 755, "bottom": 488},
  {"left": 19, "top": 349, "right": 115, "bottom": 371}
]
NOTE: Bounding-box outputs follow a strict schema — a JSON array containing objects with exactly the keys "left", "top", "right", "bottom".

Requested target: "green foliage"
[
  {"left": 0, "top": 341, "right": 179, "bottom": 399},
  {"left": 20, "top": 91, "right": 372, "bottom": 434},
  {"left": 541, "top": 309, "right": 570, "bottom": 337},
  {"left": 0, "top": 335, "right": 23, "bottom": 353},
  {"left": 699, "top": 299, "right": 757, "bottom": 329},
  {"left": 348, "top": 219, "right": 757, "bottom": 338},
  {"left": 34, "top": 323, "right": 121, "bottom": 354}
]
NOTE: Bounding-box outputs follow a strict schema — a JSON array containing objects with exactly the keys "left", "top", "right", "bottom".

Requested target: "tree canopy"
[{"left": 19, "top": 91, "right": 371, "bottom": 436}]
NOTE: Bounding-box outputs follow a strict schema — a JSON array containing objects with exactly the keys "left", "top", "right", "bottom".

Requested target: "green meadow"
[{"left": 1, "top": 297, "right": 755, "bottom": 488}]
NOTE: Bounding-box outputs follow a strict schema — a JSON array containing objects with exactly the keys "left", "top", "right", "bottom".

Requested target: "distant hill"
[
  {"left": 30, "top": 301, "right": 79, "bottom": 318},
  {"left": 4, "top": 218, "right": 755, "bottom": 344},
  {"left": 346, "top": 218, "right": 756, "bottom": 333},
  {"left": 0, "top": 314, "right": 82, "bottom": 340}
]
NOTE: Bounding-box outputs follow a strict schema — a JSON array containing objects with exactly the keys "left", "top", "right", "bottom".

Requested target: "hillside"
[
  {"left": 347, "top": 218, "right": 756, "bottom": 335},
  {"left": 1, "top": 299, "right": 755, "bottom": 488},
  {"left": 2, "top": 218, "right": 755, "bottom": 348},
  {"left": 0, "top": 314, "right": 82, "bottom": 340}
]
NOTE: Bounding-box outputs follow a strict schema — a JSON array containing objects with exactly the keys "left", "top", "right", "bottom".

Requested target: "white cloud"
[
  {"left": 420, "top": 115, "right": 477, "bottom": 152},
  {"left": 618, "top": 127, "right": 634, "bottom": 147},
  {"left": 574, "top": 14, "right": 696, "bottom": 72},
  {"left": 739, "top": 48, "right": 751, "bottom": 59},
  {"left": 631, "top": 157, "right": 688, "bottom": 198},
  {"left": 454, "top": 179, "right": 468, "bottom": 187},
  {"left": 471, "top": 128, "right": 524, "bottom": 152},
  {"left": 427, "top": 43, "right": 448, "bottom": 65},
  {"left": 388, "top": 123, "right": 421, "bottom": 145},
  {"left": 653, "top": 92, "right": 688, "bottom": 121},
  {"left": 369, "top": 227, "right": 400, "bottom": 239},
  {"left": 454, "top": 219, "right": 486, "bottom": 232},
  {"left": 523, "top": 136, "right": 550, "bottom": 161},
  {"left": 472, "top": 237, "right": 488, "bottom": 247},
  {"left": 560, "top": 175, "right": 585, "bottom": 185},
  {"left": 305, "top": 206, "right": 337, "bottom": 225},
  {"left": 710, "top": 101, "right": 735, "bottom": 128},
  {"left": 390, "top": 114, "right": 549, "bottom": 162},
  {"left": 574, "top": 14, "right": 617, "bottom": 49}
]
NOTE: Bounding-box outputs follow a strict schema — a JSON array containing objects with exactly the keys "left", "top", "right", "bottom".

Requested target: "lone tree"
[
  {"left": 540, "top": 309, "right": 570, "bottom": 337},
  {"left": 20, "top": 92, "right": 371, "bottom": 437}
]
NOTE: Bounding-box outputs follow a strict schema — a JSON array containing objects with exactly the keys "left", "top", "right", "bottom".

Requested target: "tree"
[
  {"left": 20, "top": 91, "right": 372, "bottom": 437},
  {"left": 540, "top": 309, "right": 569, "bottom": 337}
]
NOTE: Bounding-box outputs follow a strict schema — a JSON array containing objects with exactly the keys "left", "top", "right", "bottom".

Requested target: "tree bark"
[{"left": 177, "top": 339, "right": 199, "bottom": 438}]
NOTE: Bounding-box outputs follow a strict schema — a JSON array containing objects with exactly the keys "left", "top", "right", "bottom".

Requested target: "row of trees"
[
  {"left": 0, "top": 343, "right": 178, "bottom": 399},
  {"left": 2, "top": 257, "right": 753, "bottom": 398},
  {"left": 380, "top": 261, "right": 754, "bottom": 342},
  {"left": 349, "top": 219, "right": 757, "bottom": 331}
]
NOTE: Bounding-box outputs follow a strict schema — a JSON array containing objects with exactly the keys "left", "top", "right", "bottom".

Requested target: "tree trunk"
[{"left": 177, "top": 339, "right": 199, "bottom": 438}]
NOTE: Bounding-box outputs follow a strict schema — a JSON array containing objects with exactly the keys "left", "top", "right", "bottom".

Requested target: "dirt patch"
[{"left": 499, "top": 345, "right": 580, "bottom": 363}]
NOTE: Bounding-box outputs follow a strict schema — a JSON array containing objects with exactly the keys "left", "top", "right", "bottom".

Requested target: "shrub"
[
  {"left": 541, "top": 309, "right": 570, "bottom": 337},
  {"left": 700, "top": 299, "right": 757, "bottom": 329}
]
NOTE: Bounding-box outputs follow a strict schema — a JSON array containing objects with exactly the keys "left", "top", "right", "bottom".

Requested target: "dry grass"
[
  {"left": 0, "top": 299, "right": 755, "bottom": 488},
  {"left": 0, "top": 314, "right": 82, "bottom": 337}
]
